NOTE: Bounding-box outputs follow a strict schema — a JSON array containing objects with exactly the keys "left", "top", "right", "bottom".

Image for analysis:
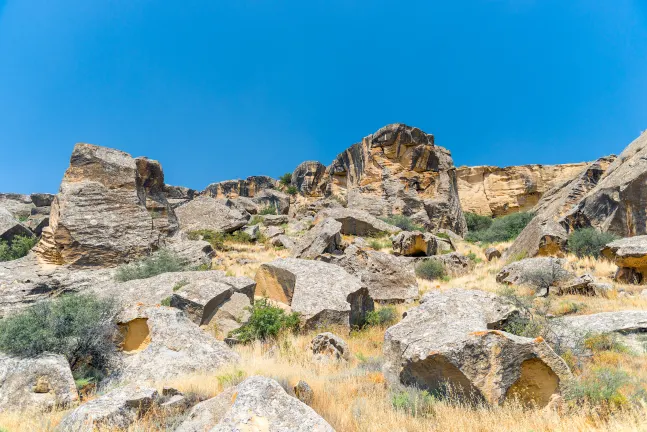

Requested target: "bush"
[
  {"left": 279, "top": 172, "right": 293, "bottom": 187},
  {"left": 0, "top": 235, "right": 39, "bottom": 261},
  {"left": 415, "top": 260, "right": 445, "bottom": 280},
  {"left": 563, "top": 367, "right": 632, "bottom": 408},
  {"left": 229, "top": 298, "right": 300, "bottom": 343},
  {"left": 0, "top": 294, "right": 117, "bottom": 379},
  {"left": 391, "top": 387, "right": 436, "bottom": 417},
  {"left": 465, "top": 212, "right": 492, "bottom": 233},
  {"left": 115, "top": 249, "right": 187, "bottom": 282},
  {"left": 465, "top": 212, "right": 534, "bottom": 243},
  {"left": 523, "top": 262, "right": 572, "bottom": 296},
  {"left": 367, "top": 237, "right": 391, "bottom": 250},
  {"left": 380, "top": 215, "right": 425, "bottom": 232},
  {"left": 567, "top": 228, "right": 619, "bottom": 258},
  {"left": 365, "top": 306, "right": 398, "bottom": 327},
  {"left": 584, "top": 333, "right": 630, "bottom": 353},
  {"left": 286, "top": 185, "right": 298, "bottom": 195},
  {"left": 259, "top": 206, "right": 278, "bottom": 215}
]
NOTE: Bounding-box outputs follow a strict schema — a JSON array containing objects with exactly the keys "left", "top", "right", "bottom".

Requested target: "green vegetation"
[
  {"left": 584, "top": 333, "right": 630, "bottom": 354},
  {"left": 415, "top": 260, "right": 446, "bottom": 281},
  {"left": 259, "top": 206, "right": 278, "bottom": 215},
  {"left": 466, "top": 252, "right": 482, "bottom": 264},
  {"left": 0, "top": 294, "right": 116, "bottom": 381},
  {"left": 0, "top": 235, "right": 39, "bottom": 262},
  {"left": 435, "top": 232, "right": 450, "bottom": 240},
  {"left": 188, "top": 229, "right": 255, "bottom": 251},
  {"left": 367, "top": 237, "right": 392, "bottom": 250},
  {"left": 249, "top": 215, "right": 264, "bottom": 226},
  {"left": 365, "top": 306, "right": 398, "bottom": 327},
  {"left": 161, "top": 296, "right": 172, "bottom": 306},
  {"left": 279, "top": 172, "right": 293, "bottom": 187},
  {"left": 216, "top": 369, "right": 247, "bottom": 388},
  {"left": 564, "top": 367, "right": 634, "bottom": 409},
  {"left": 464, "top": 212, "right": 493, "bottom": 233},
  {"left": 380, "top": 214, "right": 425, "bottom": 232},
  {"left": 286, "top": 185, "right": 298, "bottom": 195},
  {"left": 173, "top": 280, "right": 189, "bottom": 292},
  {"left": 465, "top": 212, "right": 533, "bottom": 243},
  {"left": 567, "top": 228, "right": 619, "bottom": 258},
  {"left": 391, "top": 387, "right": 436, "bottom": 417},
  {"left": 229, "top": 298, "right": 300, "bottom": 343},
  {"left": 115, "top": 249, "right": 187, "bottom": 282}
]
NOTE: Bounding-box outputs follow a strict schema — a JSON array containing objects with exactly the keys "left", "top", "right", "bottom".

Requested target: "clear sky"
[{"left": 1, "top": 1, "right": 646, "bottom": 194}]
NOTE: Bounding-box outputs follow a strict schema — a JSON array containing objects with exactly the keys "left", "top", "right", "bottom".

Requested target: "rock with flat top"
[
  {"left": 314, "top": 208, "right": 400, "bottom": 237},
  {"left": 176, "top": 196, "right": 249, "bottom": 233},
  {"left": 601, "top": 236, "right": 647, "bottom": 284}
]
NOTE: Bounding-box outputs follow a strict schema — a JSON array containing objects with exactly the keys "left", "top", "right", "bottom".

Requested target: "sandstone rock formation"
[
  {"left": 383, "top": 289, "right": 571, "bottom": 407},
  {"left": 292, "top": 218, "right": 342, "bottom": 259},
  {"left": 113, "top": 305, "right": 239, "bottom": 383},
  {"left": 210, "top": 376, "right": 334, "bottom": 432},
  {"left": 311, "top": 332, "right": 351, "bottom": 363},
  {"left": 0, "top": 353, "right": 79, "bottom": 412},
  {"left": 456, "top": 163, "right": 588, "bottom": 217},
  {"left": 292, "top": 161, "right": 327, "bottom": 196},
  {"left": 175, "top": 387, "right": 237, "bottom": 432},
  {"left": 601, "top": 236, "right": 647, "bottom": 283},
  {"left": 175, "top": 195, "right": 249, "bottom": 233},
  {"left": 34, "top": 143, "right": 179, "bottom": 266},
  {"left": 56, "top": 385, "right": 158, "bottom": 432},
  {"left": 204, "top": 176, "right": 279, "bottom": 199},
  {"left": 0, "top": 193, "right": 55, "bottom": 236},
  {"left": 392, "top": 231, "right": 453, "bottom": 257},
  {"left": 314, "top": 208, "right": 400, "bottom": 237},
  {"left": 255, "top": 258, "right": 373, "bottom": 329},
  {"left": 253, "top": 189, "right": 291, "bottom": 215}
]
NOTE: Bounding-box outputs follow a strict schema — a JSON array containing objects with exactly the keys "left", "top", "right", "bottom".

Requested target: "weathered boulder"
[
  {"left": 323, "top": 124, "right": 467, "bottom": 236},
  {"left": 175, "top": 387, "right": 237, "bottom": 432},
  {"left": 225, "top": 196, "right": 260, "bottom": 215},
  {"left": 170, "top": 276, "right": 255, "bottom": 326},
  {"left": 314, "top": 208, "right": 400, "bottom": 237},
  {"left": 164, "top": 185, "right": 197, "bottom": 208},
  {"left": 112, "top": 306, "right": 239, "bottom": 383},
  {"left": 253, "top": 189, "right": 291, "bottom": 215},
  {"left": 550, "top": 311, "right": 647, "bottom": 354},
  {"left": 0, "top": 206, "right": 33, "bottom": 242},
  {"left": 311, "top": 332, "right": 351, "bottom": 363},
  {"left": 392, "top": 231, "right": 452, "bottom": 256},
  {"left": 0, "top": 193, "right": 35, "bottom": 219},
  {"left": 255, "top": 258, "right": 373, "bottom": 329},
  {"left": 176, "top": 196, "right": 249, "bottom": 233},
  {"left": 271, "top": 234, "right": 296, "bottom": 250},
  {"left": 242, "top": 224, "right": 260, "bottom": 240},
  {"left": 292, "top": 218, "right": 342, "bottom": 259},
  {"left": 496, "top": 258, "right": 573, "bottom": 288},
  {"left": 56, "top": 385, "right": 158, "bottom": 432},
  {"left": 321, "top": 246, "right": 418, "bottom": 303},
  {"left": 601, "top": 236, "right": 647, "bottom": 284},
  {"left": 0, "top": 354, "right": 79, "bottom": 412},
  {"left": 262, "top": 214, "right": 289, "bottom": 226},
  {"left": 383, "top": 289, "right": 571, "bottom": 407},
  {"left": 292, "top": 161, "right": 327, "bottom": 196},
  {"left": 30, "top": 193, "right": 55, "bottom": 208},
  {"left": 210, "top": 376, "right": 334, "bottom": 432},
  {"left": 209, "top": 292, "right": 253, "bottom": 339},
  {"left": 34, "top": 143, "right": 179, "bottom": 266},
  {"left": 485, "top": 247, "right": 501, "bottom": 261},
  {"left": 263, "top": 226, "right": 285, "bottom": 240},
  {"left": 456, "top": 163, "right": 589, "bottom": 217},
  {"left": 204, "top": 176, "right": 279, "bottom": 199},
  {"left": 293, "top": 380, "right": 314, "bottom": 405}
]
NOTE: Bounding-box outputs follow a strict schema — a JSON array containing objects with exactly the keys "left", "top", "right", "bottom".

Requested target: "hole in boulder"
[
  {"left": 119, "top": 318, "right": 151, "bottom": 353},
  {"left": 506, "top": 358, "right": 559, "bottom": 408}
]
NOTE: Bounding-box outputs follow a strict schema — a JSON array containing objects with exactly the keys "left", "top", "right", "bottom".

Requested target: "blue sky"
[{"left": 1, "top": 1, "right": 646, "bottom": 194}]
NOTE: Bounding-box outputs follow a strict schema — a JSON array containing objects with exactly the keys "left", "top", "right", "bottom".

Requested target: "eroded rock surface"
[
  {"left": 392, "top": 231, "right": 452, "bottom": 257},
  {"left": 292, "top": 161, "right": 327, "bottom": 197},
  {"left": 204, "top": 176, "right": 279, "bottom": 199},
  {"left": 311, "top": 332, "right": 351, "bottom": 363},
  {"left": 314, "top": 208, "right": 400, "bottom": 237},
  {"left": 176, "top": 196, "right": 249, "bottom": 233},
  {"left": 601, "top": 236, "right": 647, "bottom": 284},
  {"left": 292, "top": 218, "right": 342, "bottom": 259}
]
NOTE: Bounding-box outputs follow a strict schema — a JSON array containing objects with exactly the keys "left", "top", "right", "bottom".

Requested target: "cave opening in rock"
[
  {"left": 118, "top": 318, "right": 151, "bottom": 353},
  {"left": 506, "top": 358, "right": 560, "bottom": 408}
]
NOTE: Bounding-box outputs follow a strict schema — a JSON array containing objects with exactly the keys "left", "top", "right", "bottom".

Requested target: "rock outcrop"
[
  {"left": 311, "top": 332, "right": 351, "bottom": 363},
  {"left": 292, "top": 218, "right": 342, "bottom": 259},
  {"left": 383, "top": 289, "right": 571, "bottom": 407},
  {"left": 203, "top": 176, "right": 279, "bottom": 199},
  {"left": 0, "top": 206, "right": 33, "bottom": 242},
  {"left": 392, "top": 231, "right": 453, "bottom": 257},
  {"left": 292, "top": 161, "right": 327, "bottom": 196},
  {"left": 601, "top": 236, "right": 647, "bottom": 283},
  {"left": 314, "top": 208, "right": 400, "bottom": 237},
  {"left": 0, "top": 354, "right": 79, "bottom": 412},
  {"left": 255, "top": 258, "right": 373, "bottom": 329},
  {"left": 456, "top": 163, "right": 589, "bottom": 217},
  {"left": 34, "top": 143, "right": 179, "bottom": 266},
  {"left": 0, "top": 193, "right": 55, "bottom": 236},
  {"left": 175, "top": 196, "right": 249, "bottom": 233}
]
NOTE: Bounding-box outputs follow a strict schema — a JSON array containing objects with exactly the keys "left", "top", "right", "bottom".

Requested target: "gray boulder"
[
  {"left": 311, "top": 332, "right": 351, "bottom": 363},
  {"left": 262, "top": 215, "right": 289, "bottom": 226},
  {"left": 176, "top": 196, "right": 249, "bottom": 233},
  {"left": 392, "top": 231, "right": 452, "bottom": 256},
  {"left": 253, "top": 189, "right": 290, "bottom": 215},
  {"left": 270, "top": 235, "right": 295, "bottom": 250},
  {"left": 292, "top": 218, "right": 342, "bottom": 259},
  {"left": 0, "top": 206, "right": 33, "bottom": 242},
  {"left": 255, "top": 258, "right": 373, "bottom": 329},
  {"left": 0, "top": 354, "right": 79, "bottom": 413},
  {"left": 601, "top": 236, "right": 647, "bottom": 283},
  {"left": 175, "top": 387, "right": 237, "bottom": 432},
  {"left": 210, "top": 376, "right": 334, "bottom": 432},
  {"left": 383, "top": 289, "right": 571, "bottom": 407},
  {"left": 242, "top": 224, "right": 260, "bottom": 241},
  {"left": 485, "top": 247, "right": 501, "bottom": 261},
  {"left": 56, "top": 385, "right": 158, "bottom": 432},
  {"left": 225, "top": 196, "right": 260, "bottom": 215},
  {"left": 292, "top": 161, "right": 327, "bottom": 197},
  {"left": 314, "top": 208, "right": 400, "bottom": 237}
]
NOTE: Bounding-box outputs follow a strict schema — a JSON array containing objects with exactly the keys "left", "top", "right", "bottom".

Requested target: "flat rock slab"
[
  {"left": 314, "top": 208, "right": 400, "bottom": 236},
  {"left": 176, "top": 196, "right": 249, "bottom": 233}
]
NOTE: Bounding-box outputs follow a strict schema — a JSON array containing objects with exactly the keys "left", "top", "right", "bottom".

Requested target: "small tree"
[{"left": 523, "top": 262, "right": 572, "bottom": 297}]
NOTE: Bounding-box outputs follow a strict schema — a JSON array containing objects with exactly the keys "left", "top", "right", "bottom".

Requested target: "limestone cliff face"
[
  {"left": 456, "top": 163, "right": 589, "bottom": 217},
  {"left": 312, "top": 123, "right": 466, "bottom": 235}
]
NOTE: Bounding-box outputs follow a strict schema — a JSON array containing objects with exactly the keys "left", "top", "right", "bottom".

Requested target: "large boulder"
[
  {"left": 0, "top": 354, "right": 79, "bottom": 412},
  {"left": 601, "top": 236, "right": 647, "bottom": 283},
  {"left": 314, "top": 208, "right": 400, "bottom": 237},
  {"left": 322, "top": 124, "right": 466, "bottom": 236},
  {"left": 253, "top": 189, "right": 291, "bottom": 215},
  {"left": 392, "top": 231, "right": 452, "bottom": 256},
  {"left": 175, "top": 387, "right": 237, "bottom": 432},
  {"left": 496, "top": 257, "right": 572, "bottom": 286},
  {"left": 112, "top": 305, "right": 239, "bottom": 383},
  {"left": 255, "top": 258, "right": 373, "bottom": 329},
  {"left": 34, "top": 143, "right": 179, "bottom": 266},
  {"left": 175, "top": 196, "right": 249, "bottom": 233},
  {"left": 210, "top": 376, "right": 334, "bottom": 432},
  {"left": 203, "top": 176, "right": 279, "bottom": 199},
  {"left": 292, "top": 218, "right": 342, "bottom": 259},
  {"left": 383, "top": 289, "right": 571, "bottom": 407},
  {"left": 549, "top": 311, "right": 647, "bottom": 354},
  {"left": 56, "top": 385, "right": 158, "bottom": 432},
  {"left": 292, "top": 161, "right": 327, "bottom": 196},
  {"left": 0, "top": 206, "right": 33, "bottom": 242},
  {"left": 0, "top": 193, "right": 34, "bottom": 219}
]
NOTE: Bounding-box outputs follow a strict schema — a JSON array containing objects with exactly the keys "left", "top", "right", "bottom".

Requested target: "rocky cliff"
[{"left": 456, "top": 163, "right": 589, "bottom": 217}]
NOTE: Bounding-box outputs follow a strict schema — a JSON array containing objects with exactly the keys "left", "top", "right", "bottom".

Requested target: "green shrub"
[
  {"left": 365, "top": 306, "right": 398, "bottom": 327},
  {"left": 465, "top": 212, "right": 493, "bottom": 233},
  {"left": 249, "top": 215, "right": 263, "bottom": 226},
  {"left": 567, "top": 228, "right": 619, "bottom": 258},
  {"left": 216, "top": 369, "right": 246, "bottom": 388},
  {"left": 415, "top": 260, "right": 445, "bottom": 280},
  {"left": 0, "top": 294, "right": 117, "bottom": 378},
  {"left": 435, "top": 232, "right": 450, "bottom": 240},
  {"left": 0, "top": 235, "right": 39, "bottom": 262},
  {"left": 466, "top": 252, "right": 482, "bottom": 264},
  {"left": 584, "top": 333, "right": 630, "bottom": 353},
  {"left": 380, "top": 215, "right": 425, "bottom": 232},
  {"left": 367, "top": 237, "right": 391, "bottom": 250},
  {"left": 279, "top": 172, "right": 293, "bottom": 187},
  {"left": 259, "top": 206, "right": 278, "bottom": 215},
  {"left": 115, "top": 249, "right": 187, "bottom": 282},
  {"left": 465, "top": 212, "right": 534, "bottom": 243},
  {"left": 563, "top": 367, "right": 632, "bottom": 408},
  {"left": 391, "top": 387, "right": 436, "bottom": 417},
  {"left": 502, "top": 315, "right": 545, "bottom": 338},
  {"left": 227, "top": 230, "right": 253, "bottom": 244},
  {"left": 286, "top": 185, "right": 298, "bottom": 196},
  {"left": 188, "top": 229, "right": 225, "bottom": 250},
  {"left": 161, "top": 297, "right": 171, "bottom": 306},
  {"left": 229, "top": 298, "right": 300, "bottom": 343}
]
